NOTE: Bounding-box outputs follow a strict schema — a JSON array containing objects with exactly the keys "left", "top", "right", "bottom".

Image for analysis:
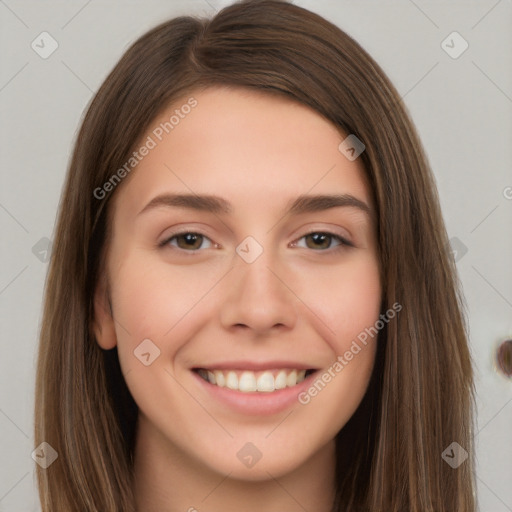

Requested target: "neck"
[{"left": 133, "top": 415, "right": 337, "bottom": 512}]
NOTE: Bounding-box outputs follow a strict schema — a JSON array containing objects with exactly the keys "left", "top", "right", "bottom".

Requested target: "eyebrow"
[{"left": 138, "top": 193, "right": 372, "bottom": 218}]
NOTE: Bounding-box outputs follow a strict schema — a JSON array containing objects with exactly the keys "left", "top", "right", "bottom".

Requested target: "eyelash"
[{"left": 158, "top": 230, "right": 353, "bottom": 254}]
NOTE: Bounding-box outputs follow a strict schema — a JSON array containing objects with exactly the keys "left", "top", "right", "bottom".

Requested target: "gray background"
[{"left": 1, "top": 0, "right": 511, "bottom": 510}]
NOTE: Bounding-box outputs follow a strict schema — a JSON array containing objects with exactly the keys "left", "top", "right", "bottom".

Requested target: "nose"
[{"left": 219, "top": 248, "right": 298, "bottom": 335}]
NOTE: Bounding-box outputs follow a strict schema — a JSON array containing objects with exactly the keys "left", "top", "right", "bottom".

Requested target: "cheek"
[
  {"left": 106, "top": 251, "right": 223, "bottom": 419},
  {"left": 294, "top": 252, "right": 382, "bottom": 351},
  {"left": 108, "top": 250, "right": 228, "bottom": 363},
  {"left": 335, "top": 263, "right": 382, "bottom": 349},
  {"left": 293, "top": 264, "right": 381, "bottom": 439}
]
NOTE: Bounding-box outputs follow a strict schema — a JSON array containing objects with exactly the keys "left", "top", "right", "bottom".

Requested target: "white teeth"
[
  {"left": 214, "top": 370, "right": 225, "bottom": 387},
  {"left": 226, "top": 371, "right": 238, "bottom": 390},
  {"left": 256, "top": 371, "right": 275, "bottom": 392},
  {"left": 286, "top": 370, "right": 297, "bottom": 387},
  {"left": 197, "top": 368, "right": 310, "bottom": 392},
  {"left": 274, "top": 370, "right": 287, "bottom": 390},
  {"left": 239, "top": 371, "right": 257, "bottom": 392}
]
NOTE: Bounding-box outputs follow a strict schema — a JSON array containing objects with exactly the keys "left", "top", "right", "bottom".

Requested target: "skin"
[{"left": 94, "top": 86, "right": 382, "bottom": 511}]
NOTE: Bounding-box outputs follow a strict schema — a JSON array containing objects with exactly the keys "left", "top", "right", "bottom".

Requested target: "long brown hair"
[{"left": 34, "top": 1, "right": 476, "bottom": 510}]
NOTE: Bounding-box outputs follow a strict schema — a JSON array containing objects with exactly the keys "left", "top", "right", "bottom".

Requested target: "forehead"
[{"left": 112, "top": 86, "right": 372, "bottom": 217}]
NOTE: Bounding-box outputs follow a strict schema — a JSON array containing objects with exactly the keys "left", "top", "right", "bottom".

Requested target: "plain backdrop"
[{"left": 0, "top": 1, "right": 511, "bottom": 510}]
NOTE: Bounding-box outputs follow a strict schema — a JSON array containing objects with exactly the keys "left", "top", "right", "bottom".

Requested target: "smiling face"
[{"left": 94, "top": 86, "right": 382, "bottom": 483}]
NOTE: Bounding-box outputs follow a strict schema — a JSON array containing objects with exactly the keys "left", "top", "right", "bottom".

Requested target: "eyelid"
[
  {"left": 158, "top": 229, "right": 217, "bottom": 250},
  {"left": 289, "top": 223, "right": 354, "bottom": 246},
  {"left": 290, "top": 230, "right": 353, "bottom": 250},
  {"left": 157, "top": 222, "right": 216, "bottom": 243}
]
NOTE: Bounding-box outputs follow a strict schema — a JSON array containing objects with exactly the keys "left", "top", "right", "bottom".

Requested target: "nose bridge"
[
  {"left": 238, "top": 246, "right": 281, "bottom": 298},
  {"left": 219, "top": 241, "right": 297, "bottom": 332}
]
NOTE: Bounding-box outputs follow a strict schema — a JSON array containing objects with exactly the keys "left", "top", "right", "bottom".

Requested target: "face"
[{"left": 94, "top": 87, "right": 382, "bottom": 481}]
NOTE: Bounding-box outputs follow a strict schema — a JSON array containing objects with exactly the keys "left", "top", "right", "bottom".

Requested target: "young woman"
[{"left": 34, "top": 1, "right": 476, "bottom": 510}]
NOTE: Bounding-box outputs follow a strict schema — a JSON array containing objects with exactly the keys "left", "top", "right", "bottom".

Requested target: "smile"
[{"left": 195, "top": 368, "right": 315, "bottom": 393}]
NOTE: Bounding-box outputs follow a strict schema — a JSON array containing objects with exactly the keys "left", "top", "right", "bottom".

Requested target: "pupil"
[
  {"left": 181, "top": 233, "right": 201, "bottom": 249},
  {"left": 309, "top": 233, "right": 329, "bottom": 249}
]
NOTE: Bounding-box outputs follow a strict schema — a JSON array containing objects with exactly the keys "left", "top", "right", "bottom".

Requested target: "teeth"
[
  {"left": 226, "top": 371, "right": 238, "bottom": 390},
  {"left": 286, "top": 369, "right": 297, "bottom": 387},
  {"left": 214, "top": 370, "right": 225, "bottom": 387},
  {"left": 239, "top": 371, "right": 257, "bottom": 392},
  {"left": 257, "top": 371, "right": 275, "bottom": 392},
  {"left": 197, "top": 368, "right": 310, "bottom": 393},
  {"left": 275, "top": 370, "right": 287, "bottom": 390}
]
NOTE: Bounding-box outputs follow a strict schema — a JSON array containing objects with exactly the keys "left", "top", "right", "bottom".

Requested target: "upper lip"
[{"left": 192, "top": 361, "right": 318, "bottom": 371}]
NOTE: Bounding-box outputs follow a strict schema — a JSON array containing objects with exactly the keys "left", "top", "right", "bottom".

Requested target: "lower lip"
[{"left": 192, "top": 370, "right": 318, "bottom": 416}]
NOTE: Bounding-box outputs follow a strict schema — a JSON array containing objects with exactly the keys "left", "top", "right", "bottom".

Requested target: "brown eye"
[
  {"left": 305, "top": 233, "right": 333, "bottom": 249},
  {"left": 295, "top": 232, "right": 351, "bottom": 251},
  {"left": 162, "top": 232, "right": 214, "bottom": 251}
]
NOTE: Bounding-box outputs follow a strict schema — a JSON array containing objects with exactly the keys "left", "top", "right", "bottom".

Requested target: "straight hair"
[{"left": 34, "top": 1, "right": 476, "bottom": 510}]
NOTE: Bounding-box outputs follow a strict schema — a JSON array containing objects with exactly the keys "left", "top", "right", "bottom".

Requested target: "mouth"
[{"left": 193, "top": 368, "right": 316, "bottom": 393}]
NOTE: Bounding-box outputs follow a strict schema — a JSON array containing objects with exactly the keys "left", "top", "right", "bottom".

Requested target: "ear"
[{"left": 92, "top": 276, "right": 117, "bottom": 350}]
